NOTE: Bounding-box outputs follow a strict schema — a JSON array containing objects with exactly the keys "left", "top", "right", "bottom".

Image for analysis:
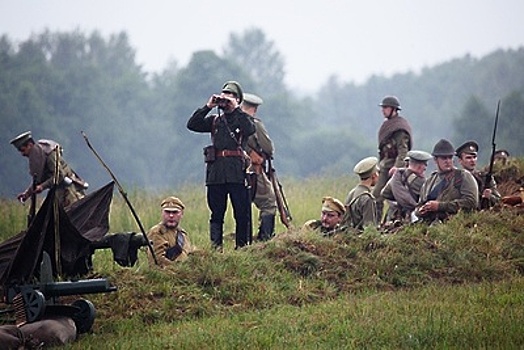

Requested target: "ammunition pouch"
[
  {"left": 165, "top": 244, "right": 183, "bottom": 260},
  {"left": 203, "top": 145, "right": 216, "bottom": 163}
]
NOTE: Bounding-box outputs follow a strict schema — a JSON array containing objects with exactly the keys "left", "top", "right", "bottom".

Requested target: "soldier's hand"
[
  {"left": 17, "top": 192, "right": 28, "bottom": 203},
  {"left": 206, "top": 95, "right": 220, "bottom": 108}
]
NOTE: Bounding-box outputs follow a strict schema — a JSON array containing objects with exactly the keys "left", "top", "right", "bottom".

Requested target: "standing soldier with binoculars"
[{"left": 187, "top": 81, "right": 256, "bottom": 250}]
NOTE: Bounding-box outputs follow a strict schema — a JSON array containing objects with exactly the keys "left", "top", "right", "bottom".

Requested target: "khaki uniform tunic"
[{"left": 147, "top": 223, "right": 193, "bottom": 267}]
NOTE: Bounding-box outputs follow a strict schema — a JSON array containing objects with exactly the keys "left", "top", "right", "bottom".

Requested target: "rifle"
[
  {"left": 267, "top": 157, "right": 294, "bottom": 230},
  {"left": 480, "top": 100, "right": 501, "bottom": 210},
  {"left": 321, "top": 225, "right": 348, "bottom": 237},
  {"left": 27, "top": 173, "right": 37, "bottom": 228},
  {"left": 81, "top": 131, "right": 158, "bottom": 265}
]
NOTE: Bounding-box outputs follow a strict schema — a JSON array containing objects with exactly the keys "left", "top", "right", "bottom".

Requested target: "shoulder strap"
[{"left": 453, "top": 169, "right": 463, "bottom": 190}]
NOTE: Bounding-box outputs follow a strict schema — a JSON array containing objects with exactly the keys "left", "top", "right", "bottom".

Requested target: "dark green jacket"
[{"left": 187, "top": 106, "right": 256, "bottom": 185}]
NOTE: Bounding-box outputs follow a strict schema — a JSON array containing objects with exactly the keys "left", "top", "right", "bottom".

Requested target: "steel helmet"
[
  {"left": 432, "top": 139, "right": 455, "bottom": 157},
  {"left": 379, "top": 96, "right": 402, "bottom": 110}
]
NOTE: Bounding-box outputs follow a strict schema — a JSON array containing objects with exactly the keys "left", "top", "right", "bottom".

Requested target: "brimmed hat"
[
  {"left": 321, "top": 196, "right": 345, "bottom": 216},
  {"left": 431, "top": 139, "right": 455, "bottom": 157},
  {"left": 161, "top": 196, "right": 185, "bottom": 212},
  {"left": 222, "top": 81, "right": 244, "bottom": 103},
  {"left": 494, "top": 149, "right": 510, "bottom": 158},
  {"left": 10, "top": 131, "right": 33, "bottom": 150},
  {"left": 242, "top": 93, "right": 263, "bottom": 106},
  {"left": 455, "top": 140, "right": 479, "bottom": 157},
  {"left": 354, "top": 156, "right": 378, "bottom": 179},
  {"left": 407, "top": 150, "right": 432, "bottom": 163}
]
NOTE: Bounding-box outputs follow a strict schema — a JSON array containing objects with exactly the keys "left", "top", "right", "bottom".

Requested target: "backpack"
[{"left": 38, "top": 139, "right": 63, "bottom": 156}]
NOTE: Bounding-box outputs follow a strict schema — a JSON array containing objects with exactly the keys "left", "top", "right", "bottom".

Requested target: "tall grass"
[{"left": 1, "top": 175, "right": 523, "bottom": 349}]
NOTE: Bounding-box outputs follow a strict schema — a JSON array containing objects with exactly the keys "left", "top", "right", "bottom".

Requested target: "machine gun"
[{"left": 2, "top": 252, "right": 116, "bottom": 334}]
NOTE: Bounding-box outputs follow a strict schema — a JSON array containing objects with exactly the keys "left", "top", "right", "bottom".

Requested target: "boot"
[
  {"left": 210, "top": 222, "right": 223, "bottom": 251},
  {"left": 257, "top": 214, "right": 275, "bottom": 241}
]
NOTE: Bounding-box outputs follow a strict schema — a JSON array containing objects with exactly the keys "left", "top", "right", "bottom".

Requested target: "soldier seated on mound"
[
  {"left": 342, "top": 156, "right": 379, "bottom": 230},
  {"left": 302, "top": 196, "right": 345, "bottom": 236},
  {"left": 414, "top": 139, "right": 479, "bottom": 224},
  {"left": 381, "top": 150, "right": 432, "bottom": 224},
  {"left": 147, "top": 196, "right": 195, "bottom": 267},
  {"left": 455, "top": 140, "right": 500, "bottom": 208}
]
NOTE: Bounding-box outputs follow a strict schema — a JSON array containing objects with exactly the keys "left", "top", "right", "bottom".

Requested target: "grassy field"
[{"left": 1, "top": 174, "right": 523, "bottom": 349}]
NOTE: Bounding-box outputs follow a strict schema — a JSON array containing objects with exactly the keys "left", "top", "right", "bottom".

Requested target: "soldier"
[
  {"left": 241, "top": 93, "right": 278, "bottom": 241},
  {"left": 493, "top": 149, "right": 510, "bottom": 166},
  {"left": 455, "top": 140, "right": 500, "bottom": 208},
  {"left": 302, "top": 196, "right": 345, "bottom": 235},
  {"left": 373, "top": 96, "right": 413, "bottom": 221},
  {"left": 342, "top": 156, "right": 379, "bottom": 230},
  {"left": 147, "top": 196, "right": 194, "bottom": 267},
  {"left": 381, "top": 150, "right": 432, "bottom": 222},
  {"left": 187, "top": 81, "right": 256, "bottom": 250},
  {"left": 10, "top": 131, "right": 86, "bottom": 207},
  {"left": 415, "top": 139, "right": 479, "bottom": 223}
]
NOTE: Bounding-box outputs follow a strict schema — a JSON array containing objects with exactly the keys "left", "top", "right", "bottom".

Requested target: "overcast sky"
[{"left": 1, "top": 0, "right": 523, "bottom": 91}]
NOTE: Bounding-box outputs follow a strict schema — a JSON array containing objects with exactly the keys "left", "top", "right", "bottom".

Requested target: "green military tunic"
[
  {"left": 343, "top": 184, "right": 378, "bottom": 230},
  {"left": 470, "top": 169, "right": 501, "bottom": 207},
  {"left": 27, "top": 143, "right": 85, "bottom": 207},
  {"left": 416, "top": 168, "right": 479, "bottom": 222},
  {"left": 381, "top": 167, "right": 425, "bottom": 220},
  {"left": 247, "top": 116, "right": 277, "bottom": 217}
]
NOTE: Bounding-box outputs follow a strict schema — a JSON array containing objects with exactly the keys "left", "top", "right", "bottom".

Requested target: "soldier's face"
[
  {"left": 321, "top": 210, "right": 341, "bottom": 230},
  {"left": 435, "top": 156, "right": 454, "bottom": 172},
  {"left": 410, "top": 161, "right": 427, "bottom": 176},
  {"left": 458, "top": 154, "right": 477, "bottom": 171},
  {"left": 162, "top": 209, "right": 183, "bottom": 228},
  {"left": 18, "top": 144, "right": 32, "bottom": 157}
]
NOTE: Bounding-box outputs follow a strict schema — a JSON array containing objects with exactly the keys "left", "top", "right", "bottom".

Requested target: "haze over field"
[{"left": 1, "top": 0, "right": 523, "bottom": 91}]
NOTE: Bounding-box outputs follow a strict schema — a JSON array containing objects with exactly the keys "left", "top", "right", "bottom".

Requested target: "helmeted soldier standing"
[
  {"left": 187, "top": 81, "right": 256, "bottom": 250},
  {"left": 241, "top": 93, "right": 278, "bottom": 241},
  {"left": 415, "top": 139, "right": 479, "bottom": 223},
  {"left": 10, "top": 131, "right": 86, "bottom": 207},
  {"left": 373, "top": 96, "right": 412, "bottom": 221},
  {"left": 342, "top": 156, "right": 379, "bottom": 230}
]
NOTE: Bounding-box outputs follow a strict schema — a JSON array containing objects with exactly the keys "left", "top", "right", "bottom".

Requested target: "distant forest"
[{"left": 1, "top": 28, "right": 523, "bottom": 197}]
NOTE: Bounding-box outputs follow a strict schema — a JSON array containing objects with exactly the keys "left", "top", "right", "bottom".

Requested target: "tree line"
[{"left": 1, "top": 28, "right": 523, "bottom": 197}]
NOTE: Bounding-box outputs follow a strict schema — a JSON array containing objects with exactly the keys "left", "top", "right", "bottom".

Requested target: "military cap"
[
  {"left": 242, "top": 93, "right": 263, "bottom": 106},
  {"left": 407, "top": 150, "right": 432, "bottom": 163},
  {"left": 321, "top": 196, "right": 345, "bottom": 216},
  {"left": 353, "top": 156, "right": 378, "bottom": 179},
  {"left": 222, "top": 80, "right": 244, "bottom": 103},
  {"left": 494, "top": 149, "right": 510, "bottom": 158},
  {"left": 455, "top": 140, "right": 479, "bottom": 157},
  {"left": 10, "top": 131, "right": 33, "bottom": 150},
  {"left": 431, "top": 139, "right": 455, "bottom": 157},
  {"left": 161, "top": 196, "right": 185, "bottom": 212}
]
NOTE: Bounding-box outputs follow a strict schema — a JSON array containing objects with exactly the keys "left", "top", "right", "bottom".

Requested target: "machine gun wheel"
[
  {"left": 71, "top": 299, "right": 96, "bottom": 334},
  {"left": 18, "top": 289, "right": 46, "bottom": 323}
]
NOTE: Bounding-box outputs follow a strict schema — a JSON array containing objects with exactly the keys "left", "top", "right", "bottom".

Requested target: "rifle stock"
[
  {"left": 480, "top": 100, "right": 500, "bottom": 210},
  {"left": 267, "top": 158, "right": 293, "bottom": 230}
]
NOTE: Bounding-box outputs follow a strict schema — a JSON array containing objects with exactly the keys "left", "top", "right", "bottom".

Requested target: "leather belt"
[{"left": 216, "top": 149, "right": 244, "bottom": 157}]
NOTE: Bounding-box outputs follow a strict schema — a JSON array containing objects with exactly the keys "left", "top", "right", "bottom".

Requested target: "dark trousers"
[{"left": 207, "top": 183, "right": 251, "bottom": 248}]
